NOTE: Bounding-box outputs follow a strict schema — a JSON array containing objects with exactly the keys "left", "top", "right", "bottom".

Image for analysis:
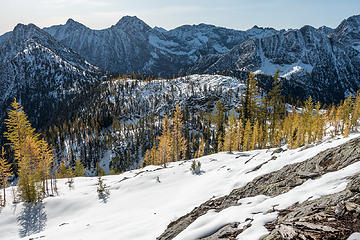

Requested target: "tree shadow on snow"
[{"left": 17, "top": 203, "right": 47, "bottom": 238}]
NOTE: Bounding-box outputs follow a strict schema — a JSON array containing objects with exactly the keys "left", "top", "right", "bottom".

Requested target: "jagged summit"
[{"left": 13, "top": 23, "right": 39, "bottom": 33}]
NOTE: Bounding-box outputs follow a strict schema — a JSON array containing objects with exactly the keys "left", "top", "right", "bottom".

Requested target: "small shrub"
[
  {"left": 97, "top": 177, "right": 110, "bottom": 202},
  {"left": 190, "top": 160, "right": 201, "bottom": 175}
]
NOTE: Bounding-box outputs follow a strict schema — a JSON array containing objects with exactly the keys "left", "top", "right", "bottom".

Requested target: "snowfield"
[{"left": 1, "top": 134, "right": 360, "bottom": 240}]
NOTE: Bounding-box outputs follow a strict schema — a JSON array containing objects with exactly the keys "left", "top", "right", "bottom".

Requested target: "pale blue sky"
[{"left": 1, "top": 0, "right": 359, "bottom": 35}]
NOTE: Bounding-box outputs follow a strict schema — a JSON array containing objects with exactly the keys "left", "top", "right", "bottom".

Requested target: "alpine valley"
[{"left": 2, "top": 13, "right": 360, "bottom": 240}]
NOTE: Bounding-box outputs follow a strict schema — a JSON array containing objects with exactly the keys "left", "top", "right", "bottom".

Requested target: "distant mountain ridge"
[
  {"left": 40, "top": 15, "right": 360, "bottom": 102},
  {"left": 1, "top": 14, "right": 360, "bottom": 125}
]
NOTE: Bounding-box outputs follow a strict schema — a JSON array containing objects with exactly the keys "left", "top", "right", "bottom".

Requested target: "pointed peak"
[
  {"left": 115, "top": 16, "right": 151, "bottom": 31},
  {"left": 65, "top": 18, "right": 86, "bottom": 29},
  {"left": 66, "top": 18, "right": 77, "bottom": 25}
]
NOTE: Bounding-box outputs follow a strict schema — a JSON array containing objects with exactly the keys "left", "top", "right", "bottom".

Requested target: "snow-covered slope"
[{"left": 1, "top": 134, "right": 359, "bottom": 240}]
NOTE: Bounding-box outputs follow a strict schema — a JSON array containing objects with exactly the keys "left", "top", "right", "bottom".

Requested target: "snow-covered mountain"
[
  {"left": 0, "top": 23, "right": 107, "bottom": 129},
  {"left": 191, "top": 23, "right": 360, "bottom": 102},
  {"left": 1, "top": 133, "right": 359, "bottom": 240},
  {"left": 41, "top": 15, "right": 360, "bottom": 102},
  {"left": 43, "top": 16, "right": 279, "bottom": 76}
]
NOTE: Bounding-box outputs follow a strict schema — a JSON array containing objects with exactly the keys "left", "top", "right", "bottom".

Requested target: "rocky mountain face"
[
  {"left": 192, "top": 24, "right": 360, "bottom": 102},
  {"left": 157, "top": 137, "right": 360, "bottom": 240},
  {"left": 41, "top": 15, "right": 360, "bottom": 102},
  {"left": 0, "top": 23, "right": 107, "bottom": 130},
  {"left": 44, "top": 16, "right": 277, "bottom": 76}
]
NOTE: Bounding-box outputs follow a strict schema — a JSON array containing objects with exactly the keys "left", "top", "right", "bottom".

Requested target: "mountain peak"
[
  {"left": 115, "top": 16, "right": 151, "bottom": 31},
  {"left": 65, "top": 18, "right": 86, "bottom": 29},
  {"left": 66, "top": 18, "right": 78, "bottom": 25},
  {"left": 13, "top": 23, "right": 38, "bottom": 32}
]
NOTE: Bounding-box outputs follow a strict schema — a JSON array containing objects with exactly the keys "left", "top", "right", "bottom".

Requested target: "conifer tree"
[
  {"left": 171, "top": 105, "right": 187, "bottom": 162},
  {"left": 303, "top": 97, "right": 314, "bottom": 144},
  {"left": 214, "top": 100, "right": 226, "bottom": 151},
  {"left": 243, "top": 120, "right": 252, "bottom": 151},
  {"left": 143, "top": 149, "right": 152, "bottom": 166},
  {"left": 96, "top": 163, "right": 106, "bottom": 176},
  {"left": 234, "top": 119, "right": 244, "bottom": 151},
  {"left": 0, "top": 148, "right": 11, "bottom": 206},
  {"left": 268, "top": 71, "right": 285, "bottom": 142},
  {"left": 57, "top": 161, "right": 68, "bottom": 178},
  {"left": 74, "top": 159, "right": 86, "bottom": 177},
  {"left": 250, "top": 120, "right": 259, "bottom": 150},
  {"left": 195, "top": 136, "right": 205, "bottom": 158},
  {"left": 158, "top": 115, "right": 171, "bottom": 167},
  {"left": 224, "top": 112, "right": 237, "bottom": 153},
  {"left": 38, "top": 139, "right": 53, "bottom": 195},
  {"left": 4, "top": 99, "right": 54, "bottom": 203},
  {"left": 4, "top": 99, "right": 37, "bottom": 166},
  {"left": 351, "top": 92, "right": 360, "bottom": 130},
  {"left": 17, "top": 135, "right": 42, "bottom": 203},
  {"left": 241, "top": 72, "right": 259, "bottom": 124}
]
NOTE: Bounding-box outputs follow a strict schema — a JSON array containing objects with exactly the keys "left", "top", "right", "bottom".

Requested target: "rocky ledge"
[{"left": 157, "top": 137, "right": 360, "bottom": 239}]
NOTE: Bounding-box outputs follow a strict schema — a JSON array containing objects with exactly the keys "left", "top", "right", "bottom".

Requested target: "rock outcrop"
[{"left": 157, "top": 137, "right": 360, "bottom": 239}]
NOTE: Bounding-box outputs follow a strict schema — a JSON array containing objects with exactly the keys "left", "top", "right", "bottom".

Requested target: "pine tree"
[
  {"left": 143, "top": 149, "right": 152, "bottom": 166},
  {"left": 195, "top": 136, "right": 205, "bottom": 158},
  {"left": 250, "top": 120, "right": 259, "bottom": 150},
  {"left": 214, "top": 100, "right": 226, "bottom": 151},
  {"left": 268, "top": 71, "right": 285, "bottom": 143},
  {"left": 74, "top": 159, "right": 86, "bottom": 177},
  {"left": 224, "top": 111, "right": 237, "bottom": 153},
  {"left": 241, "top": 72, "right": 259, "bottom": 124},
  {"left": 158, "top": 115, "right": 171, "bottom": 167},
  {"left": 303, "top": 97, "right": 314, "bottom": 144},
  {"left": 0, "top": 148, "right": 11, "bottom": 206},
  {"left": 351, "top": 92, "right": 360, "bottom": 130},
  {"left": 57, "top": 161, "right": 68, "bottom": 178},
  {"left": 243, "top": 120, "right": 252, "bottom": 151},
  {"left": 234, "top": 119, "right": 244, "bottom": 151},
  {"left": 4, "top": 99, "right": 55, "bottom": 203},
  {"left": 17, "top": 135, "right": 42, "bottom": 203},
  {"left": 171, "top": 105, "right": 187, "bottom": 162},
  {"left": 96, "top": 163, "right": 106, "bottom": 176},
  {"left": 38, "top": 139, "right": 53, "bottom": 196},
  {"left": 4, "top": 99, "right": 37, "bottom": 166}
]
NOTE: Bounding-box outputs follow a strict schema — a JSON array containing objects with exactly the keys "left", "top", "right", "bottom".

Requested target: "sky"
[{"left": 1, "top": 0, "right": 359, "bottom": 35}]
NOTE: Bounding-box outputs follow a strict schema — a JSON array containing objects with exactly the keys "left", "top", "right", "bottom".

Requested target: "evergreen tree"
[
  {"left": 241, "top": 72, "right": 259, "bottom": 124},
  {"left": 4, "top": 99, "right": 37, "bottom": 167},
  {"left": 250, "top": 120, "right": 259, "bottom": 150},
  {"left": 0, "top": 148, "right": 11, "bottom": 206},
  {"left": 268, "top": 71, "right": 286, "bottom": 142},
  {"left": 243, "top": 120, "right": 252, "bottom": 151},
  {"left": 214, "top": 100, "right": 226, "bottom": 152},
  {"left": 74, "top": 159, "right": 86, "bottom": 177},
  {"left": 96, "top": 162, "right": 106, "bottom": 176},
  {"left": 224, "top": 111, "right": 237, "bottom": 153},
  {"left": 4, "top": 99, "right": 54, "bottom": 203},
  {"left": 195, "top": 136, "right": 205, "bottom": 158},
  {"left": 171, "top": 105, "right": 187, "bottom": 162},
  {"left": 157, "top": 115, "right": 171, "bottom": 167}
]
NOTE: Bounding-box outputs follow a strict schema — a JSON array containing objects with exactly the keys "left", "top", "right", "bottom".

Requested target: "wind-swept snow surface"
[{"left": 1, "top": 134, "right": 360, "bottom": 240}]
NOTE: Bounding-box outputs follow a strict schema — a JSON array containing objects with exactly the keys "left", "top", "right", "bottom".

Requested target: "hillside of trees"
[{"left": 1, "top": 71, "right": 360, "bottom": 206}]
